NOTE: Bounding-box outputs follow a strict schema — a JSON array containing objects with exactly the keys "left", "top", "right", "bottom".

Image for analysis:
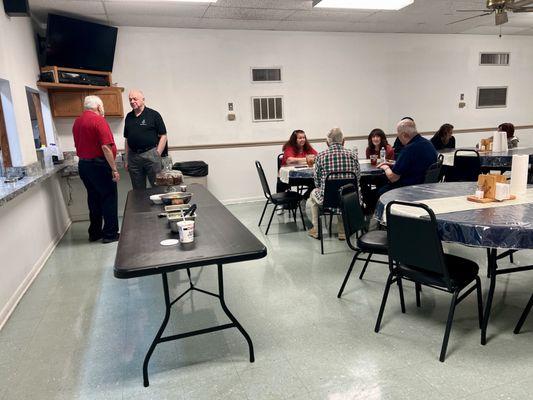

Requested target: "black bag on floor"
[{"left": 172, "top": 161, "right": 208, "bottom": 177}]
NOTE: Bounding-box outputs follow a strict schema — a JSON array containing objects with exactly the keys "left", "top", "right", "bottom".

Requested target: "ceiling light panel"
[{"left": 314, "top": 0, "right": 414, "bottom": 10}]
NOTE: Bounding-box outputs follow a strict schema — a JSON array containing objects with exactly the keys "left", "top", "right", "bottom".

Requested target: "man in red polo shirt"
[{"left": 73, "top": 95, "right": 120, "bottom": 243}]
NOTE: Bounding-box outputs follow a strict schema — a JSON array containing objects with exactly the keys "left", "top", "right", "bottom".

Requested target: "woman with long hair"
[
  {"left": 366, "top": 128, "right": 394, "bottom": 160},
  {"left": 281, "top": 129, "right": 317, "bottom": 166},
  {"left": 431, "top": 123, "right": 455, "bottom": 150}
]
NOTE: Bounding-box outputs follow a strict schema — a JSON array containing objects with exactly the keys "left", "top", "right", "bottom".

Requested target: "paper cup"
[{"left": 177, "top": 220, "right": 195, "bottom": 243}]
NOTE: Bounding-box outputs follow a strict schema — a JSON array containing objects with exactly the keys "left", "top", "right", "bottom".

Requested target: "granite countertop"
[
  {"left": 61, "top": 155, "right": 126, "bottom": 177},
  {"left": 0, "top": 163, "right": 69, "bottom": 207}
]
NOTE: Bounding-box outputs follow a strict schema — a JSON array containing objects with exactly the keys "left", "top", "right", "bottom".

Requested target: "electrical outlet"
[{"left": 228, "top": 102, "right": 234, "bottom": 111}]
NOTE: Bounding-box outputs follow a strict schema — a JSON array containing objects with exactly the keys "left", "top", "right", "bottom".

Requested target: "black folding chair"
[
  {"left": 255, "top": 161, "right": 306, "bottom": 235},
  {"left": 514, "top": 293, "right": 533, "bottom": 334},
  {"left": 318, "top": 172, "right": 357, "bottom": 254},
  {"left": 337, "top": 184, "right": 389, "bottom": 298},
  {"left": 424, "top": 154, "right": 444, "bottom": 184},
  {"left": 375, "top": 200, "right": 483, "bottom": 362},
  {"left": 446, "top": 149, "right": 481, "bottom": 182}
]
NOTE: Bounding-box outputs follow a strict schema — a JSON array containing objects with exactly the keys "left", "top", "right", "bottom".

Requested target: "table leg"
[
  {"left": 143, "top": 273, "right": 171, "bottom": 387},
  {"left": 481, "top": 248, "right": 497, "bottom": 345},
  {"left": 217, "top": 264, "right": 255, "bottom": 362}
]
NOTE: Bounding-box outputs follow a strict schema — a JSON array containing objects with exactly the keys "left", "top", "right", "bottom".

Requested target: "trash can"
[{"left": 173, "top": 161, "right": 208, "bottom": 188}]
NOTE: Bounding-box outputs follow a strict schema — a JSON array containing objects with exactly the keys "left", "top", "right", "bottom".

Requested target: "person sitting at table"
[
  {"left": 430, "top": 123, "right": 455, "bottom": 150},
  {"left": 499, "top": 122, "right": 519, "bottom": 148},
  {"left": 276, "top": 130, "right": 318, "bottom": 214},
  {"left": 281, "top": 129, "right": 317, "bottom": 166},
  {"left": 378, "top": 119, "right": 437, "bottom": 196},
  {"left": 308, "top": 127, "right": 360, "bottom": 241},
  {"left": 366, "top": 128, "right": 394, "bottom": 161},
  {"left": 392, "top": 116, "right": 415, "bottom": 158}
]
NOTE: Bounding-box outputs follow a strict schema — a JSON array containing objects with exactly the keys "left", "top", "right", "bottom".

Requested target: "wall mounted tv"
[{"left": 44, "top": 14, "right": 118, "bottom": 72}]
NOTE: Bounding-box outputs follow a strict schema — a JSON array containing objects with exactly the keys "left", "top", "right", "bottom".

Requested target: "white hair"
[
  {"left": 397, "top": 119, "right": 417, "bottom": 138},
  {"left": 327, "top": 127, "right": 344, "bottom": 144},
  {"left": 84, "top": 95, "right": 103, "bottom": 110}
]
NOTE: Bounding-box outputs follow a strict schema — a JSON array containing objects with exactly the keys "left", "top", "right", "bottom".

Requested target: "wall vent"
[
  {"left": 477, "top": 87, "right": 508, "bottom": 109},
  {"left": 480, "top": 53, "right": 510, "bottom": 66},
  {"left": 251, "top": 68, "right": 282, "bottom": 82},
  {"left": 252, "top": 96, "right": 283, "bottom": 122}
]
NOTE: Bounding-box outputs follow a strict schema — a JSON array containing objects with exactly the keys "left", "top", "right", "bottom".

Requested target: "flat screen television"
[{"left": 44, "top": 14, "right": 118, "bottom": 72}]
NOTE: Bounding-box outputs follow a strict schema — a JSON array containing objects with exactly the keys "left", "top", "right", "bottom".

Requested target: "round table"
[
  {"left": 376, "top": 182, "right": 533, "bottom": 250},
  {"left": 376, "top": 182, "right": 533, "bottom": 345}
]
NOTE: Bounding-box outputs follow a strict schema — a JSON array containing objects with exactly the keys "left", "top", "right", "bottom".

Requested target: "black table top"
[{"left": 114, "top": 184, "right": 267, "bottom": 279}]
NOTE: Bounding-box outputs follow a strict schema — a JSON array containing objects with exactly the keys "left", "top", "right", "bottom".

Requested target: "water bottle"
[{"left": 379, "top": 147, "right": 386, "bottom": 163}]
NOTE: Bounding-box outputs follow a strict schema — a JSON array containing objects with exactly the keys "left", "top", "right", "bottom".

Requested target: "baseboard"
[
  {"left": 0, "top": 218, "right": 72, "bottom": 331},
  {"left": 222, "top": 196, "right": 264, "bottom": 205}
]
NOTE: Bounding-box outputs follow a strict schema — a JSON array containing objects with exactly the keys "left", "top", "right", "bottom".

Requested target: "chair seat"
[
  {"left": 271, "top": 191, "right": 303, "bottom": 204},
  {"left": 356, "top": 230, "right": 388, "bottom": 255},
  {"left": 400, "top": 254, "right": 479, "bottom": 289}
]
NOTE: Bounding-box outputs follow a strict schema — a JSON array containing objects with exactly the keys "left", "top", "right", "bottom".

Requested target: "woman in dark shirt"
[{"left": 431, "top": 123, "right": 455, "bottom": 150}]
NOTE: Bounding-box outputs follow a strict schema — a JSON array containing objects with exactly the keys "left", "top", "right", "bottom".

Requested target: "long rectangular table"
[{"left": 114, "top": 184, "right": 267, "bottom": 386}]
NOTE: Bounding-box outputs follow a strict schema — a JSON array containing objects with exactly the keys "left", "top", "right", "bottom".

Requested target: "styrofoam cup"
[{"left": 177, "top": 220, "right": 194, "bottom": 243}]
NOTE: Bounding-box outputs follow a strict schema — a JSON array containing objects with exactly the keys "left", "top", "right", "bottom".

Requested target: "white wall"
[
  {"left": 0, "top": 14, "right": 71, "bottom": 328},
  {"left": 53, "top": 27, "right": 533, "bottom": 202},
  {"left": 0, "top": 176, "right": 70, "bottom": 328},
  {"left": 0, "top": 14, "right": 41, "bottom": 166}
]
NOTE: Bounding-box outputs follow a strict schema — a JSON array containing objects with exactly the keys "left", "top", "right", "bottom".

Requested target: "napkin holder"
[{"left": 467, "top": 174, "right": 515, "bottom": 203}]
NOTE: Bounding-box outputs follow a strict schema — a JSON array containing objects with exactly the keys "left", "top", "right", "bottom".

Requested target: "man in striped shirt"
[{"left": 308, "top": 127, "right": 361, "bottom": 240}]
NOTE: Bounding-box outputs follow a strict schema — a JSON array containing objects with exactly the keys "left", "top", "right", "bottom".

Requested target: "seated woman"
[
  {"left": 366, "top": 128, "right": 394, "bottom": 160},
  {"left": 499, "top": 122, "right": 519, "bottom": 148},
  {"left": 362, "top": 129, "right": 393, "bottom": 215},
  {"left": 281, "top": 129, "right": 317, "bottom": 166},
  {"left": 431, "top": 123, "right": 455, "bottom": 150},
  {"left": 276, "top": 130, "right": 318, "bottom": 212}
]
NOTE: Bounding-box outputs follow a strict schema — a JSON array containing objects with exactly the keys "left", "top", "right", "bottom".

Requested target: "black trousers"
[{"left": 79, "top": 159, "right": 119, "bottom": 240}]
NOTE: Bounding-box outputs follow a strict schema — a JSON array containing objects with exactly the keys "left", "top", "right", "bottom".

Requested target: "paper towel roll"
[
  {"left": 493, "top": 131, "right": 502, "bottom": 152},
  {"left": 500, "top": 131, "right": 508, "bottom": 152},
  {"left": 510, "top": 154, "right": 529, "bottom": 195}
]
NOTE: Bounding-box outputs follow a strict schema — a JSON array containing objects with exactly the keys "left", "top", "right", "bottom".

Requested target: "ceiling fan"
[{"left": 448, "top": 0, "right": 533, "bottom": 25}]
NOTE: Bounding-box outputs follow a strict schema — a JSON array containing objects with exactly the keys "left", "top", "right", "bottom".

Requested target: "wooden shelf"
[{"left": 37, "top": 82, "right": 124, "bottom": 91}]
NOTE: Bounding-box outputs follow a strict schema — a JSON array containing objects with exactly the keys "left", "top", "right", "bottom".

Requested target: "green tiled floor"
[{"left": 0, "top": 201, "right": 532, "bottom": 399}]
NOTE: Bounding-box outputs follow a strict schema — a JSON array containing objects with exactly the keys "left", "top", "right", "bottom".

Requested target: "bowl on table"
[
  {"left": 159, "top": 192, "right": 193, "bottom": 206},
  {"left": 149, "top": 194, "right": 163, "bottom": 205}
]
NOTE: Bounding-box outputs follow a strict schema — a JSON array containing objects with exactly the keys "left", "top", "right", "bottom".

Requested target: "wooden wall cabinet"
[
  {"left": 48, "top": 88, "right": 124, "bottom": 118},
  {"left": 38, "top": 66, "right": 124, "bottom": 118}
]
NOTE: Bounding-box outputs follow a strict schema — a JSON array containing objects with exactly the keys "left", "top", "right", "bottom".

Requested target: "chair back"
[
  {"left": 339, "top": 184, "right": 366, "bottom": 240},
  {"left": 255, "top": 160, "right": 272, "bottom": 199},
  {"left": 323, "top": 172, "right": 357, "bottom": 209},
  {"left": 424, "top": 156, "right": 443, "bottom": 184},
  {"left": 448, "top": 149, "right": 481, "bottom": 182},
  {"left": 385, "top": 200, "right": 452, "bottom": 289},
  {"left": 277, "top": 153, "right": 284, "bottom": 171}
]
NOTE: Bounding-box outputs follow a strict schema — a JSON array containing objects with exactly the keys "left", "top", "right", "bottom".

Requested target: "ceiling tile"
[
  {"left": 204, "top": 6, "right": 295, "bottom": 20},
  {"left": 104, "top": 1, "right": 208, "bottom": 17},
  {"left": 287, "top": 10, "right": 373, "bottom": 22},
  {"left": 108, "top": 14, "right": 203, "bottom": 28}
]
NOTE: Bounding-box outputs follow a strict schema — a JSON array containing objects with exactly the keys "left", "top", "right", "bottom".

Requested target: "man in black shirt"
[{"left": 124, "top": 89, "right": 168, "bottom": 189}]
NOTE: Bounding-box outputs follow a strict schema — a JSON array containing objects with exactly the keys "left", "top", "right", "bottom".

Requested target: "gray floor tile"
[{"left": 0, "top": 202, "right": 532, "bottom": 400}]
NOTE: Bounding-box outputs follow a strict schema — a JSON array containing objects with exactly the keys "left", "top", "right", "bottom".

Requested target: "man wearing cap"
[
  {"left": 124, "top": 89, "right": 168, "bottom": 189},
  {"left": 73, "top": 95, "right": 120, "bottom": 243}
]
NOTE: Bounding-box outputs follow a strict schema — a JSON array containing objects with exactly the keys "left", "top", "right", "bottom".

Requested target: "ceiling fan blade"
[
  {"left": 456, "top": 9, "right": 491, "bottom": 12},
  {"left": 447, "top": 12, "right": 493, "bottom": 25},
  {"left": 511, "top": 7, "right": 533, "bottom": 12},
  {"left": 507, "top": 0, "right": 533, "bottom": 8}
]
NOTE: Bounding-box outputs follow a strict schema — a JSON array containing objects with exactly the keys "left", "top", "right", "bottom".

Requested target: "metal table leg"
[{"left": 141, "top": 266, "right": 254, "bottom": 387}]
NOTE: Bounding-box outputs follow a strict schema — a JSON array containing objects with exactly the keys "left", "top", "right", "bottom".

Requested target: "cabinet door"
[
  {"left": 49, "top": 91, "right": 84, "bottom": 117},
  {"left": 92, "top": 89, "right": 124, "bottom": 117}
]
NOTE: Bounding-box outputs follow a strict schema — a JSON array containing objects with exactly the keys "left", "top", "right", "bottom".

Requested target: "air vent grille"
[
  {"left": 251, "top": 68, "right": 281, "bottom": 82},
  {"left": 477, "top": 87, "right": 507, "bottom": 108},
  {"left": 480, "top": 53, "right": 510, "bottom": 66},
  {"left": 252, "top": 96, "right": 283, "bottom": 122}
]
